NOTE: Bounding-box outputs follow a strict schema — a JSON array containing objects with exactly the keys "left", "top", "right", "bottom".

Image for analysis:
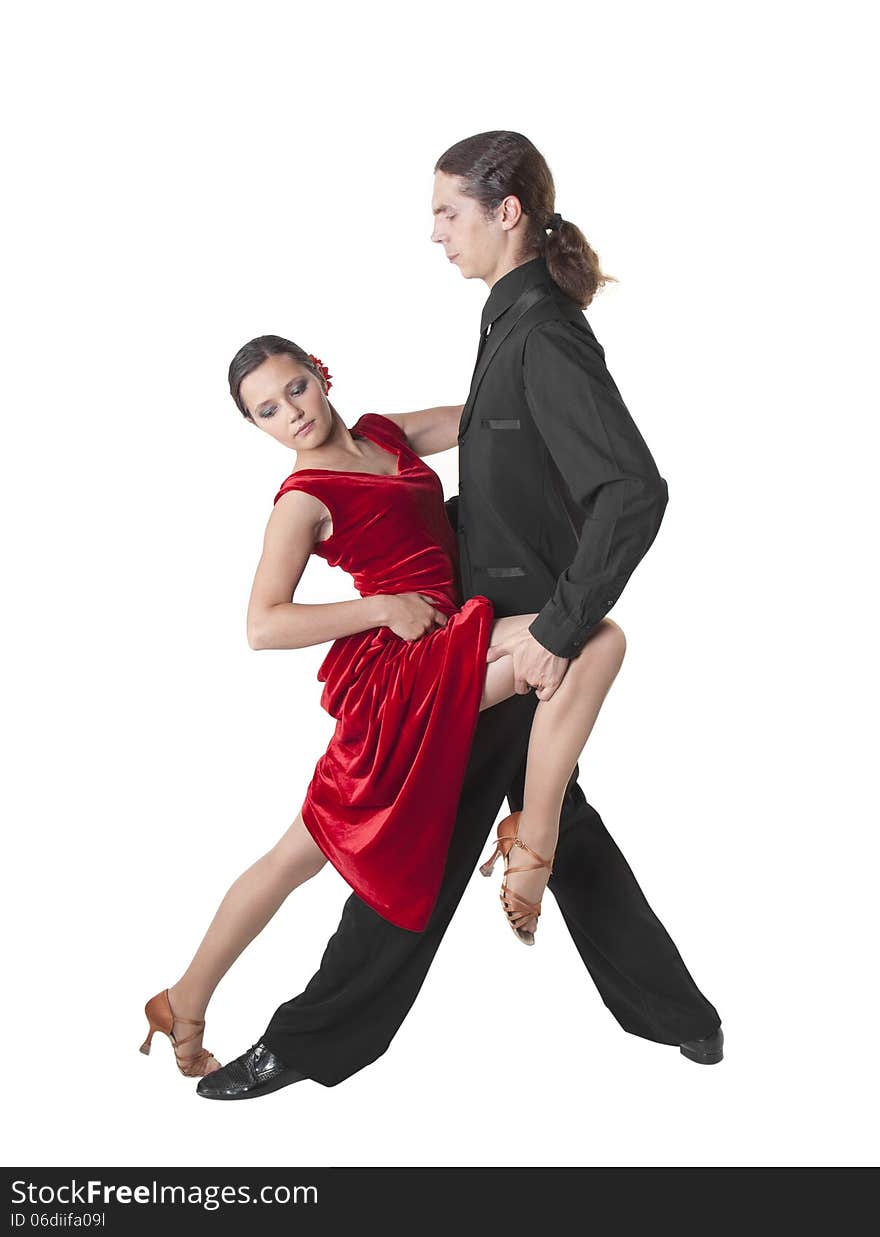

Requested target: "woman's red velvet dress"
[{"left": 273, "top": 413, "right": 494, "bottom": 932}]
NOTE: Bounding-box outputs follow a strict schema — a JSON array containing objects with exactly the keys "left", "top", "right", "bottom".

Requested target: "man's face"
[{"left": 431, "top": 171, "right": 504, "bottom": 281}]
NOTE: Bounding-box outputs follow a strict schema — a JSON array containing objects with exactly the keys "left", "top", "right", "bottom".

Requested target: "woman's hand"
[{"left": 381, "top": 593, "right": 449, "bottom": 641}]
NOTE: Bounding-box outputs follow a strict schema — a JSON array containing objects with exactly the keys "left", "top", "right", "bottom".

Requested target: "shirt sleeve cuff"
[{"left": 528, "top": 602, "right": 594, "bottom": 659}]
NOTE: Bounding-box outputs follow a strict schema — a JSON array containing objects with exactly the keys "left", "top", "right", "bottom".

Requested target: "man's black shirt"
[{"left": 452, "top": 256, "right": 669, "bottom": 660}]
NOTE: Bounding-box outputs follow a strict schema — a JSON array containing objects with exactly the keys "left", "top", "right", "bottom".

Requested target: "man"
[{"left": 198, "top": 134, "right": 723, "bottom": 1100}]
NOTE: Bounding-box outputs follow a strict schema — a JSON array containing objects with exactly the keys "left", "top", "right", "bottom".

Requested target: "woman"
[{"left": 140, "top": 337, "right": 626, "bottom": 1078}]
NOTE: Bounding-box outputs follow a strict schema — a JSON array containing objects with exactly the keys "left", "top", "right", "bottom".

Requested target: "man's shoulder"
[
  {"left": 514, "top": 282, "right": 589, "bottom": 329},
  {"left": 517, "top": 298, "right": 611, "bottom": 388},
  {"left": 520, "top": 302, "right": 595, "bottom": 352}
]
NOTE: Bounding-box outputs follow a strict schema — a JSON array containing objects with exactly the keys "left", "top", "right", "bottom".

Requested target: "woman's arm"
[
  {"left": 248, "top": 490, "right": 448, "bottom": 649},
  {"left": 247, "top": 489, "right": 387, "bottom": 650},
  {"left": 382, "top": 404, "right": 464, "bottom": 457}
]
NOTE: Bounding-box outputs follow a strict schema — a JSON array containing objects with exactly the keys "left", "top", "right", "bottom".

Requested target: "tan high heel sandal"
[
  {"left": 479, "top": 811, "right": 554, "bottom": 946},
  {"left": 139, "top": 989, "right": 221, "bottom": 1077}
]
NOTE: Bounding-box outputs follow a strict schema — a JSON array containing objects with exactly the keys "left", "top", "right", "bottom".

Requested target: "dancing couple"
[{"left": 140, "top": 130, "right": 723, "bottom": 1098}]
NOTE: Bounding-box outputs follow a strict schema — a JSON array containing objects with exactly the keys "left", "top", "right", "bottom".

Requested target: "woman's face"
[{"left": 239, "top": 353, "right": 332, "bottom": 453}]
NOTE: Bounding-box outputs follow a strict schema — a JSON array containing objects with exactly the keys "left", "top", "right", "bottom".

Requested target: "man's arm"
[{"left": 522, "top": 320, "right": 669, "bottom": 659}]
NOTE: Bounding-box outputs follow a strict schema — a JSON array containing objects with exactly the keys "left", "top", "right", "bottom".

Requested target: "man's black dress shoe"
[
  {"left": 679, "top": 1025, "right": 724, "bottom": 1065},
  {"left": 196, "top": 1041, "right": 307, "bottom": 1100}
]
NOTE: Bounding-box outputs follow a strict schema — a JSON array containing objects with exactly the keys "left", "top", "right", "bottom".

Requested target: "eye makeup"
[{"left": 258, "top": 379, "right": 308, "bottom": 419}]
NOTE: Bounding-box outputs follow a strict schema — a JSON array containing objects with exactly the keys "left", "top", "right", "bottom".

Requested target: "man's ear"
[{"left": 500, "top": 194, "right": 524, "bottom": 231}]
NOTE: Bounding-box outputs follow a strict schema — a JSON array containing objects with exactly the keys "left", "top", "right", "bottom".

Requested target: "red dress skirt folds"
[{"left": 273, "top": 413, "right": 494, "bottom": 931}]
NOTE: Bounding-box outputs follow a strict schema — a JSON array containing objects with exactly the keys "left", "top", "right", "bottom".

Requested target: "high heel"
[
  {"left": 140, "top": 989, "right": 221, "bottom": 1078},
  {"left": 479, "top": 811, "right": 554, "bottom": 946}
]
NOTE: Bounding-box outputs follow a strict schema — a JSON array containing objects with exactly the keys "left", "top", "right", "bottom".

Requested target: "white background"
[{"left": 2, "top": 0, "right": 877, "bottom": 1169}]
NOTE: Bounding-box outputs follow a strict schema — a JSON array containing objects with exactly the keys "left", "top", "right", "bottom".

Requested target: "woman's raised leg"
[
  {"left": 478, "top": 615, "right": 627, "bottom": 940},
  {"left": 155, "top": 811, "right": 326, "bottom": 1069}
]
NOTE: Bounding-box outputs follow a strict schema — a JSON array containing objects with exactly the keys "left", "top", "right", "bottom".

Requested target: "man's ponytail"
[{"left": 544, "top": 216, "right": 615, "bottom": 308}]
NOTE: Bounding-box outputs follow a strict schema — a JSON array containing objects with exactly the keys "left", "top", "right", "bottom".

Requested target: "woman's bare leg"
[
  {"left": 165, "top": 811, "right": 326, "bottom": 1063},
  {"left": 478, "top": 615, "right": 627, "bottom": 936}
]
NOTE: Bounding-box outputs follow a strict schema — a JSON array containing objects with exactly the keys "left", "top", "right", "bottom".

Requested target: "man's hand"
[{"left": 486, "top": 629, "right": 570, "bottom": 701}]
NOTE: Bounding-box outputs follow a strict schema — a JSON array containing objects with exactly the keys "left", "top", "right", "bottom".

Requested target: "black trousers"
[{"left": 261, "top": 690, "right": 721, "bottom": 1086}]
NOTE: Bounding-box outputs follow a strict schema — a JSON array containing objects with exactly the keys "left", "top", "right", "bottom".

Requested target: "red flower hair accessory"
[{"left": 307, "top": 353, "right": 333, "bottom": 393}]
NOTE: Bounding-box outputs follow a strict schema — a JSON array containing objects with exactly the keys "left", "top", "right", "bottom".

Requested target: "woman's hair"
[
  {"left": 228, "top": 335, "right": 333, "bottom": 422},
  {"left": 434, "top": 130, "right": 615, "bottom": 308}
]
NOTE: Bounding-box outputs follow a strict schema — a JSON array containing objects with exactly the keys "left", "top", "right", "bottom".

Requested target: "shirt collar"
[{"left": 480, "top": 256, "right": 553, "bottom": 335}]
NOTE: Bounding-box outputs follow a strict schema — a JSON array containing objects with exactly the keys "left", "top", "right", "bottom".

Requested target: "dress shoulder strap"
[
  {"left": 273, "top": 472, "right": 335, "bottom": 507},
  {"left": 355, "top": 412, "right": 409, "bottom": 448}
]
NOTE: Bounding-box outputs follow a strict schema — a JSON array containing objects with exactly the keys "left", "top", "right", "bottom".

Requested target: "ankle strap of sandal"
[
  {"left": 507, "top": 836, "right": 553, "bottom": 873},
  {"left": 172, "top": 1024, "right": 206, "bottom": 1049}
]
